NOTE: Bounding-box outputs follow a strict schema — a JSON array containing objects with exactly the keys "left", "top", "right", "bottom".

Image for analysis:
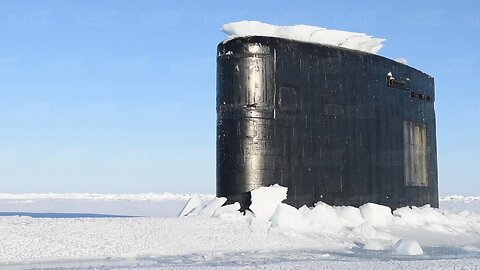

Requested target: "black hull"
[{"left": 216, "top": 36, "right": 438, "bottom": 210}]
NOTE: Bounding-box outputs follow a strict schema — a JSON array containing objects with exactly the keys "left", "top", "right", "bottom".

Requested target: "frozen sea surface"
[{"left": 0, "top": 193, "right": 479, "bottom": 269}]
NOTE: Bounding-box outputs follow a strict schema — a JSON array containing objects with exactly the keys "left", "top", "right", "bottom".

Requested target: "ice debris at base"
[
  {"left": 359, "top": 203, "right": 393, "bottom": 227},
  {"left": 363, "top": 240, "right": 387, "bottom": 251},
  {"left": 197, "top": 197, "right": 227, "bottom": 217},
  {"left": 178, "top": 194, "right": 203, "bottom": 217},
  {"left": 222, "top": 21, "right": 385, "bottom": 54},
  {"left": 393, "top": 239, "right": 424, "bottom": 255},
  {"left": 250, "top": 184, "right": 288, "bottom": 221},
  {"left": 178, "top": 194, "right": 243, "bottom": 219},
  {"left": 212, "top": 202, "right": 241, "bottom": 220},
  {"left": 179, "top": 184, "right": 480, "bottom": 257},
  {"left": 2, "top": 188, "right": 480, "bottom": 265}
]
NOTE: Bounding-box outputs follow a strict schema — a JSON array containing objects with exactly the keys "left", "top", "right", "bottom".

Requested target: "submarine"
[{"left": 216, "top": 36, "right": 438, "bottom": 210}]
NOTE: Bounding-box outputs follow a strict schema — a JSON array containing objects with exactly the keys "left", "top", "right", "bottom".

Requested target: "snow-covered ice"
[
  {"left": 178, "top": 194, "right": 203, "bottom": 217},
  {"left": 1, "top": 190, "right": 480, "bottom": 269},
  {"left": 442, "top": 195, "right": 480, "bottom": 203},
  {"left": 359, "top": 203, "right": 393, "bottom": 227},
  {"left": 363, "top": 240, "right": 387, "bottom": 251},
  {"left": 0, "top": 192, "right": 214, "bottom": 201},
  {"left": 0, "top": 192, "right": 215, "bottom": 217},
  {"left": 249, "top": 183, "right": 287, "bottom": 221},
  {"left": 197, "top": 197, "right": 227, "bottom": 217},
  {"left": 222, "top": 21, "right": 386, "bottom": 54}
]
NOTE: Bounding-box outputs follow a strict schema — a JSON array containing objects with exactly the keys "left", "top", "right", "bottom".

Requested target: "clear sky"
[{"left": 0, "top": 1, "right": 479, "bottom": 195}]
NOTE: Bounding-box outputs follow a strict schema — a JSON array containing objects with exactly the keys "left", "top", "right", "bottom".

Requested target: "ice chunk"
[
  {"left": 222, "top": 21, "right": 385, "bottom": 54},
  {"left": 359, "top": 203, "right": 393, "bottom": 227},
  {"left": 353, "top": 222, "right": 377, "bottom": 239},
  {"left": 270, "top": 201, "right": 363, "bottom": 234},
  {"left": 306, "top": 202, "right": 343, "bottom": 233},
  {"left": 393, "top": 205, "right": 452, "bottom": 228},
  {"left": 213, "top": 202, "right": 243, "bottom": 220},
  {"left": 198, "top": 197, "right": 227, "bottom": 217},
  {"left": 393, "top": 206, "right": 426, "bottom": 226},
  {"left": 363, "top": 240, "right": 386, "bottom": 251},
  {"left": 270, "top": 203, "right": 305, "bottom": 230},
  {"left": 393, "top": 239, "right": 424, "bottom": 255},
  {"left": 334, "top": 206, "right": 365, "bottom": 228},
  {"left": 213, "top": 202, "right": 240, "bottom": 215},
  {"left": 178, "top": 194, "right": 203, "bottom": 217},
  {"left": 250, "top": 184, "right": 287, "bottom": 221}
]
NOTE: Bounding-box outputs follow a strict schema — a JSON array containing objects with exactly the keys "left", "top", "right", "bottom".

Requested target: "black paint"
[{"left": 216, "top": 36, "right": 438, "bottom": 210}]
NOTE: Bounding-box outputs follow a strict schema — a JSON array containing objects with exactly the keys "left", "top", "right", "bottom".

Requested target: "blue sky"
[{"left": 0, "top": 1, "right": 479, "bottom": 195}]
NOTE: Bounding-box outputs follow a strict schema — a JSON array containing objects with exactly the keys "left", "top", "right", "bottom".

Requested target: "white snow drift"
[{"left": 222, "top": 21, "right": 385, "bottom": 54}]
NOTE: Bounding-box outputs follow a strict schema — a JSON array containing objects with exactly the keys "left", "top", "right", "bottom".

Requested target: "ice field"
[{"left": 1, "top": 186, "right": 480, "bottom": 269}]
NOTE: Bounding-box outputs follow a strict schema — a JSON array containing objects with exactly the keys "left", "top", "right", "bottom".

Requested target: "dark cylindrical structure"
[{"left": 216, "top": 36, "right": 438, "bottom": 210}]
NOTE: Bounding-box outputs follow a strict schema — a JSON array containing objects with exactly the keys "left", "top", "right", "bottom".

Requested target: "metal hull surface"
[{"left": 216, "top": 36, "right": 438, "bottom": 210}]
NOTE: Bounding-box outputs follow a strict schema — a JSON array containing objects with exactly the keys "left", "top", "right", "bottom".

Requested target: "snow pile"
[{"left": 222, "top": 21, "right": 385, "bottom": 54}]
